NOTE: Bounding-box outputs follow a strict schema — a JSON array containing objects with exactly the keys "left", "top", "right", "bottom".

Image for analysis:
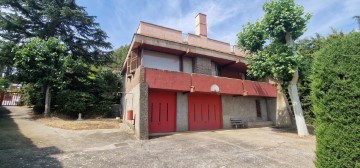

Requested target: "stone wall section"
[{"left": 193, "top": 57, "right": 212, "bottom": 75}]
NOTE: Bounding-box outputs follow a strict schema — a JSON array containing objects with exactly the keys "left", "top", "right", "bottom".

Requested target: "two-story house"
[{"left": 121, "top": 13, "right": 292, "bottom": 139}]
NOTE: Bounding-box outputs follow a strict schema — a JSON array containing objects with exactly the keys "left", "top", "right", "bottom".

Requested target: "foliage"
[
  {"left": 90, "top": 70, "right": 122, "bottom": 117},
  {"left": 247, "top": 43, "right": 301, "bottom": 86},
  {"left": 14, "top": 37, "right": 72, "bottom": 115},
  {"left": 0, "top": 0, "right": 112, "bottom": 66},
  {"left": 0, "top": 77, "right": 10, "bottom": 91},
  {"left": 237, "top": 0, "right": 311, "bottom": 136},
  {"left": 110, "top": 45, "right": 129, "bottom": 71},
  {"left": 20, "top": 83, "right": 41, "bottom": 106},
  {"left": 14, "top": 37, "right": 71, "bottom": 89},
  {"left": 0, "top": 41, "right": 16, "bottom": 76},
  {"left": 295, "top": 34, "right": 325, "bottom": 124},
  {"left": 54, "top": 90, "right": 94, "bottom": 118},
  {"left": 311, "top": 32, "right": 360, "bottom": 167},
  {"left": 262, "top": 0, "right": 311, "bottom": 43},
  {"left": 237, "top": 21, "right": 266, "bottom": 53},
  {"left": 52, "top": 70, "right": 122, "bottom": 118},
  {"left": 238, "top": 0, "right": 311, "bottom": 83},
  {"left": 0, "top": 0, "right": 121, "bottom": 118}
]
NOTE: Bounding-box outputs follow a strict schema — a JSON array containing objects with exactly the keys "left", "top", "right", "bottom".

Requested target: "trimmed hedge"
[{"left": 311, "top": 32, "right": 360, "bottom": 167}]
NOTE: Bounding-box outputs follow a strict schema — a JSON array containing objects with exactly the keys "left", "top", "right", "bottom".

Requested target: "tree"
[
  {"left": 296, "top": 34, "right": 325, "bottom": 124},
  {"left": 0, "top": 41, "right": 16, "bottom": 77},
  {"left": 0, "top": 0, "right": 112, "bottom": 68},
  {"left": 14, "top": 37, "right": 71, "bottom": 117},
  {"left": 311, "top": 32, "right": 360, "bottom": 168},
  {"left": 237, "top": 0, "right": 311, "bottom": 136},
  {"left": 110, "top": 45, "right": 129, "bottom": 71}
]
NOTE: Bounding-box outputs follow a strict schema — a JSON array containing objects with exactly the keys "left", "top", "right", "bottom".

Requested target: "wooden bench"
[{"left": 230, "top": 118, "right": 246, "bottom": 128}]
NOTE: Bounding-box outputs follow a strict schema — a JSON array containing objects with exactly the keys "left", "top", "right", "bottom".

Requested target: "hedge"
[{"left": 311, "top": 32, "right": 360, "bottom": 167}]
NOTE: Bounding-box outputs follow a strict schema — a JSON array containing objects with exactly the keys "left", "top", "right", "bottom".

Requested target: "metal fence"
[{"left": 0, "top": 92, "right": 22, "bottom": 106}]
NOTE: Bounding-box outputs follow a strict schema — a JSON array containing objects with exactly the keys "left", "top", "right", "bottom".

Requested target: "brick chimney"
[{"left": 195, "top": 13, "right": 207, "bottom": 37}]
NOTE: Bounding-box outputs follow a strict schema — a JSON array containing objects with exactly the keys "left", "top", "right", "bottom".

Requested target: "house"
[{"left": 121, "top": 13, "right": 292, "bottom": 139}]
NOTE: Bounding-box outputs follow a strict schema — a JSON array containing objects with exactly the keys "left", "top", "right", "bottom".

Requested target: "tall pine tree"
[{"left": 0, "top": 0, "right": 112, "bottom": 66}]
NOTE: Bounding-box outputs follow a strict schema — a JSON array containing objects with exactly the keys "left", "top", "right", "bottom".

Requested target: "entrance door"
[
  {"left": 188, "top": 94, "right": 222, "bottom": 131},
  {"left": 148, "top": 90, "right": 176, "bottom": 133}
]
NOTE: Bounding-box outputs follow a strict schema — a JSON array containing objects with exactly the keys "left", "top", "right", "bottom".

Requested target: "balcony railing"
[{"left": 136, "top": 22, "right": 245, "bottom": 57}]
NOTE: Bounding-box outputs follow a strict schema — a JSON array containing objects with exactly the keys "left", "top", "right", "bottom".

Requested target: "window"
[
  {"left": 256, "top": 100, "right": 261, "bottom": 118},
  {"left": 143, "top": 50, "right": 180, "bottom": 71}
]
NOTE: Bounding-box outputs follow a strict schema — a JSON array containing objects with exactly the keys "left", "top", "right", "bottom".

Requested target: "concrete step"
[{"left": 246, "top": 121, "right": 273, "bottom": 128}]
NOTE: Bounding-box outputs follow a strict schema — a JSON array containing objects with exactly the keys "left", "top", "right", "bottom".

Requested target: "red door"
[
  {"left": 148, "top": 90, "right": 176, "bottom": 133},
  {"left": 188, "top": 93, "right": 222, "bottom": 131}
]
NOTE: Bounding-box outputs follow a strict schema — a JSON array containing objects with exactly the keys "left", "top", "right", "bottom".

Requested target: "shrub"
[
  {"left": 20, "top": 83, "right": 41, "bottom": 106},
  {"left": 0, "top": 77, "right": 10, "bottom": 91},
  {"left": 311, "top": 32, "right": 360, "bottom": 167},
  {"left": 53, "top": 90, "right": 94, "bottom": 118}
]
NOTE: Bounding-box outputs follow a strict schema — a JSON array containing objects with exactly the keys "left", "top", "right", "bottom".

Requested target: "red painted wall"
[
  {"left": 243, "top": 80, "right": 277, "bottom": 97},
  {"left": 191, "top": 74, "right": 244, "bottom": 95},
  {"left": 145, "top": 68, "right": 276, "bottom": 97},
  {"left": 145, "top": 68, "right": 191, "bottom": 91}
]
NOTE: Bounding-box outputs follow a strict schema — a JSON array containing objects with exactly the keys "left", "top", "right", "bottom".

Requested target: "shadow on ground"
[
  {"left": 0, "top": 107, "right": 63, "bottom": 168},
  {"left": 271, "top": 125, "right": 315, "bottom": 135}
]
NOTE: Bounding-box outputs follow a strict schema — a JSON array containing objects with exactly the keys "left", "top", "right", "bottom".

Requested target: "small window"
[{"left": 256, "top": 100, "right": 261, "bottom": 118}]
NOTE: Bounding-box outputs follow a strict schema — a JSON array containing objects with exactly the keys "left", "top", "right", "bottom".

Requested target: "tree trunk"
[
  {"left": 286, "top": 32, "right": 309, "bottom": 136},
  {"left": 276, "top": 82, "right": 293, "bottom": 127},
  {"left": 44, "top": 85, "right": 51, "bottom": 117},
  {"left": 287, "top": 69, "right": 309, "bottom": 136}
]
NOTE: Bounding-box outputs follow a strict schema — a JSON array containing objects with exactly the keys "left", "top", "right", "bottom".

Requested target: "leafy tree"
[
  {"left": 296, "top": 34, "right": 325, "bottom": 124},
  {"left": 0, "top": 0, "right": 112, "bottom": 74},
  {"left": 0, "top": 41, "right": 16, "bottom": 77},
  {"left": 311, "top": 32, "right": 360, "bottom": 168},
  {"left": 112, "top": 45, "right": 129, "bottom": 67},
  {"left": 14, "top": 37, "right": 71, "bottom": 117},
  {"left": 0, "top": 77, "right": 10, "bottom": 91},
  {"left": 237, "top": 0, "right": 311, "bottom": 136},
  {"left": 237, "top": 21, "right": 266, "bottom": 53}
]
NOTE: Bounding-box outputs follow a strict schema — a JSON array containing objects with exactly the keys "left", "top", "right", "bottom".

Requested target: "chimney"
[{"left": 195, "top": 13, "right": 207, "bottom": 37}]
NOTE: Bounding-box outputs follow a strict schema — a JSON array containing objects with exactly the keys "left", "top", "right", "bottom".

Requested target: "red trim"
[{"left": 144, "top": 68, "right": 276, "bottom": 97}]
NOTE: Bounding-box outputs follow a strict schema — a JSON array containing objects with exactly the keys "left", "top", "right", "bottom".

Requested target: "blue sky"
[{"left": 77, "top": 0, "right": 360, "bottom": 49}]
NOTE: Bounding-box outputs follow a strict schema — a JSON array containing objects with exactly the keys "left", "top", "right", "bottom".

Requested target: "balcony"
[
  {"left": 144, "top": 68, "right": 276, "bottom": 98},
  {"left": 136, "top": 22, "right": 245, "bottom": 57}
]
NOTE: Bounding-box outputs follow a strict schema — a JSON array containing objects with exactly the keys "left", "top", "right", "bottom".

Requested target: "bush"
[
  {"left": 53, "top": 90, "right": 94, "bottom": 118},
  {"left": 311, "top": 32, "right": 360, "bottom": 167},
  {"left": 20, "top": 83, "right": 41, "bottom": 106},
  {"left": 0, "top": 77, "right": 10, "bottom": 91}
]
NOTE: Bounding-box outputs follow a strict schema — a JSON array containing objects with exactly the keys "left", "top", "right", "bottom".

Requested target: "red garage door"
[
  {"left": 148, "top": 90, "right": 176, "bottom": 133},
  {"left": 188, "top": 94, "right": 222, "bottom": 131}
]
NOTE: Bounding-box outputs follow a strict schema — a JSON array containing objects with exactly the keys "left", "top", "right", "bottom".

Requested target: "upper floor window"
[{"left": 143, "top": 50, "right": 180, "bottom": 71}]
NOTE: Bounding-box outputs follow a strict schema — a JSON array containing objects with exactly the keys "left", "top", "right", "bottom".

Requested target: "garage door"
[
  {"left": 148, "top": 90, "right": 176, "bottom": 133},
  {"left": 188, "top": 94, "right": 222, "bottom": 131}
]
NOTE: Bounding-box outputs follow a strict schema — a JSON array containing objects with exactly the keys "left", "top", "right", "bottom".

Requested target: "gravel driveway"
[{"left": 0, "top": 106, "right": 315, "bottom": 168}]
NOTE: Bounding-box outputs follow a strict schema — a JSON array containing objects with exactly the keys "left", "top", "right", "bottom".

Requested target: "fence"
[{"left": 0, "top": 92, "right": 22, "bottom": 106}]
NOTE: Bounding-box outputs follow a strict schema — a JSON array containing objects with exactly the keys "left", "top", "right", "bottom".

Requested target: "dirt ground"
[
  {"left": 0, "top": 106, "right": 316, "bottom": 168},
  {"left": 35, "top": 117, "right": 121, "bottom": 130}
]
